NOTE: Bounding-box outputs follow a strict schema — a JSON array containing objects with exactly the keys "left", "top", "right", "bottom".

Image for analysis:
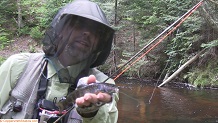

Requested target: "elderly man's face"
[{"left": 58, "top": 17, "right": 101, "bottom": 67}]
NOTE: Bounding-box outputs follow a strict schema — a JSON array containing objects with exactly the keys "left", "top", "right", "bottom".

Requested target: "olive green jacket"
[{"left": 0, "top": 53, "right": 118, "bottom": 123}]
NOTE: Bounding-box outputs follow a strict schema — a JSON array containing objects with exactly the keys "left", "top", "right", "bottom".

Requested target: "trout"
[{"left": 56, "top": 83, "right": 119, "bottom": 112}]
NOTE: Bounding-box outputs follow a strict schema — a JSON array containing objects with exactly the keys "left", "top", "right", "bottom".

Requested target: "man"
[{"left": 0, "top": 0, "right": 118, "bottom": 123}]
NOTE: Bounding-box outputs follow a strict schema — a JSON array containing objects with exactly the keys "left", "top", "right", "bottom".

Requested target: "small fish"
[{"left": 56, "top": 83, "right": 119, "bottom": 112}]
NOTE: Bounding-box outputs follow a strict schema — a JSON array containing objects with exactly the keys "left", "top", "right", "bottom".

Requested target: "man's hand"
[{"left": 75, "top": 75, "right": 112, "bottom": 107}]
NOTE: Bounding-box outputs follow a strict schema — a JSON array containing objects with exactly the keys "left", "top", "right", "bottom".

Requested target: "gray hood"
[
  {"left": 52, "top": 0, "right": 113, "bottom": 30},
  {"left": 42, "top": 0, "right": 114, "bottom": 68}
]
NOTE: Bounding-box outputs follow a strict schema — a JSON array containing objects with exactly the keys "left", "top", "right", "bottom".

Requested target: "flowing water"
[{"left": 116, "top": 78, "right": 218, "bottom": 123}]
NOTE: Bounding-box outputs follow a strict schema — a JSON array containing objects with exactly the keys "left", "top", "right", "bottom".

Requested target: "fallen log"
[{"left": 158, "top": 48, "right": 206, "bottom": 87}]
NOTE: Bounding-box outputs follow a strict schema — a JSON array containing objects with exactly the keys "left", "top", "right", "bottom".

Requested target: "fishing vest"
[
  {"left": 0, "top": 53, "right": 89, "bottom": 122},
  {"left": 0, "top": 53, "right": 46, "bottom": 119}
]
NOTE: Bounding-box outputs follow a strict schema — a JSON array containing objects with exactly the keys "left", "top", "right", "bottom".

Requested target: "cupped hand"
[{"left": 75, "top": 75, "right": 112, "bottom": 107}]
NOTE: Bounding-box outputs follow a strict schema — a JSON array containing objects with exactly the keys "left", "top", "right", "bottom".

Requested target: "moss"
[{"left": 185, "top": 61, "right": 218, "bottom": 87}]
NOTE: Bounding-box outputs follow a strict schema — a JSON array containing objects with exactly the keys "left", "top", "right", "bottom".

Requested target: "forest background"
[{"left": 0, "top": 0, "right": 217, "bottom": 88}]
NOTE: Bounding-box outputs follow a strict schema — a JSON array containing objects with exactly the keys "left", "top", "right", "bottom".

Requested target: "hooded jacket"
[
  {"left": 42, "top": 0, "right": 115, "bottom": 68},
  {"left": 0, "top": 0, "right": 118, "bottom": 122}
]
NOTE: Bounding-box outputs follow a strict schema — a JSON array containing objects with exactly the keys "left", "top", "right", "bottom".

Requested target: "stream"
[{"left": 116, "top": 78, "right": 218, "bottom": 123}]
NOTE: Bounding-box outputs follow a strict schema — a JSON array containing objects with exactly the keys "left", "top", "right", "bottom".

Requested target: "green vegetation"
[
  {"left": 184, "top": 40, "right": 218, "bottom": 87},
  {"left": 0, "top": 29, "right": 12, "bottom": 49},
  {"left": 185, "top": 60, "right": 218, "bottom": 87}
]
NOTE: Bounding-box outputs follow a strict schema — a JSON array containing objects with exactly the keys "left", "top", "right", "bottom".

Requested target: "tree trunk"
[
  {"left": 158, "top": 48, "right": 207, "bottom": 87},
  {"left": 17, "top": 0, "right": 22, "bottom": 30},
  {"left": 133, "top": 23, "right": 136, "bottom": 51},
  {"left": 201, "top": 0, "right": 218, "bottom": 31},
  {"left": 112, "top": 0, "right": 118, "bottom": 71}
]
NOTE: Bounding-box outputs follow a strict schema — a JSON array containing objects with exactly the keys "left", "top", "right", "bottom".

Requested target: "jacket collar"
[{"left": 47, "top": 57, "right": 88, "bottom": 79}]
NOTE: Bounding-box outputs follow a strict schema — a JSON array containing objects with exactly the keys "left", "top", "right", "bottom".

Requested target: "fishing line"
[
  {"left": 114, "top": 0, "right": 203, "bottom": 81},
  {"left": 103, "top": 0, "right": 204, "bottom": 83},
  {"left": 102, "top": 0, "right": 204, "bottom": 105},
  {"left": 54, "top": 106, "right": 75, "bottom": 123},
  {"left": 148, "top": 1, "right": 204, "bottom": 104},
  {"left": 56, "top": 1, "right": 204, "bottom": 122},
  {"left": 119, "top": 91, "right": 140, "bottom": 106},
  {"left": 148, "top": 57, "right": 171, "bottom": 104}
]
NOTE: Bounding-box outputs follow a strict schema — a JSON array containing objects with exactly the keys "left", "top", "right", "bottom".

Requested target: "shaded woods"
[{"left": 0, "top": 0, "right": 218, "bottom": 87}]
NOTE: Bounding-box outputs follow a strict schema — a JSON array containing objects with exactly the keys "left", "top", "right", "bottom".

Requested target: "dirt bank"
[{"left": 0, "top": 36, "right": 42, "bottom": 58}]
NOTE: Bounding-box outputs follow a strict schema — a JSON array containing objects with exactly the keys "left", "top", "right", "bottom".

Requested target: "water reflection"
[{"left": 116, "top": 78, "right": 218, "bottom": 123}]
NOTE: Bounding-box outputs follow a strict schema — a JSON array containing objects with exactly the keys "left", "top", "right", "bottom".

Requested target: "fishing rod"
[
  {"left": 55, "top": 1, "right": 204, "bottom": 122},
  {"left": 103, "top": 0, "right": 204, "bottom": 82}
]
